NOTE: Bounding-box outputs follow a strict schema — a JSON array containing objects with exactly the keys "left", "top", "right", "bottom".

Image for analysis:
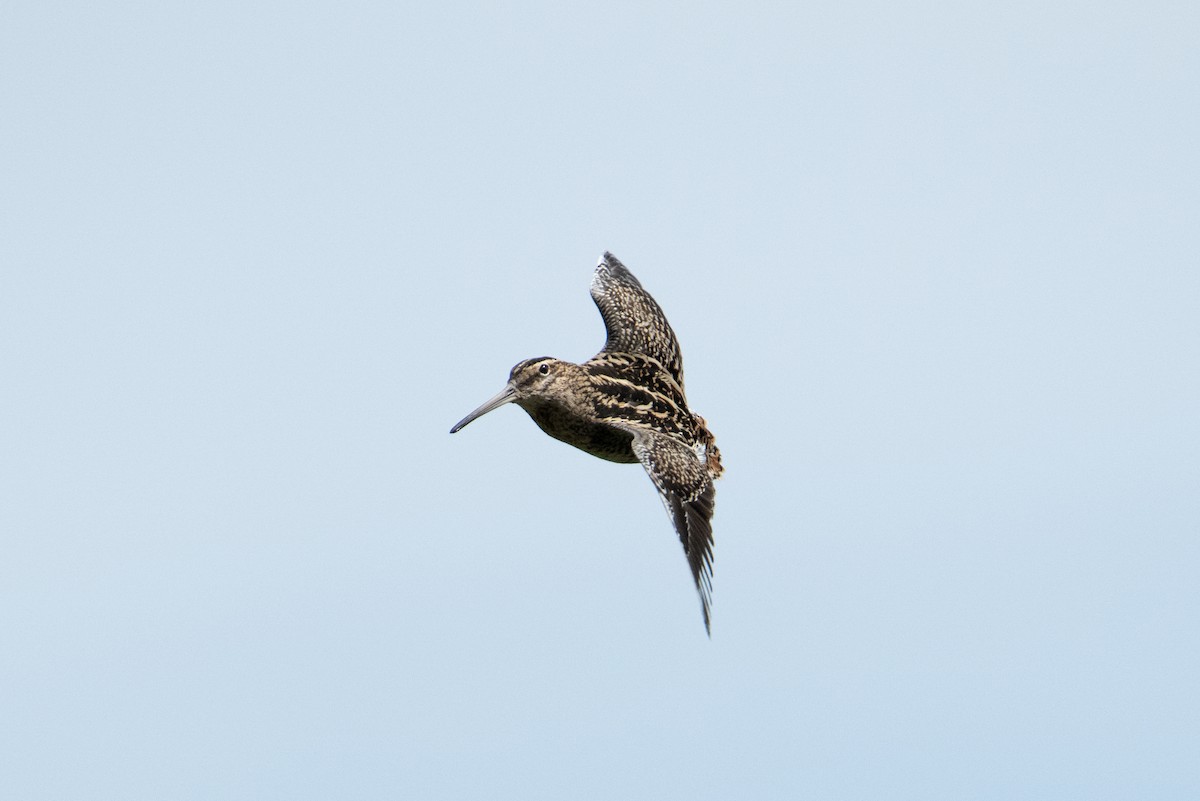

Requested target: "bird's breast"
[{"left": 520, "top": 399, "right": 639, "bottom": 463}]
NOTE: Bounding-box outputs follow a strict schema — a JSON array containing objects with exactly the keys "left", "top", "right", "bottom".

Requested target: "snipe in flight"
[{"left": 450, "top": 252, "right": 724, "bottom": 633}]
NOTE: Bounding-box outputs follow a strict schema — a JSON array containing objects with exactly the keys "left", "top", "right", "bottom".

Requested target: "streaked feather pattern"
[{"left": 451, "top": 252, "right": 723, "bottom": 633}]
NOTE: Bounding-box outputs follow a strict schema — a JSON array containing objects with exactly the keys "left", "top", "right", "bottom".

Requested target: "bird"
[{"left": 450, "top": 251, "right": 724, "bottom": 633}]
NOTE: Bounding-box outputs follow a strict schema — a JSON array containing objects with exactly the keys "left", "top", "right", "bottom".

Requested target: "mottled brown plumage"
[{"left": 450, "top": 252, "right": 723, "bottom": 633}]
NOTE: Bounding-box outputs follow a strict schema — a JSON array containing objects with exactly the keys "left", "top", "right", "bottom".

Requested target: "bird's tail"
[{"left": 693, "top": 414, "right": 724, "bottom": 480}]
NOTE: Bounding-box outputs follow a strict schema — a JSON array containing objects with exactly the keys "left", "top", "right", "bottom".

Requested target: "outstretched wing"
[
  {"left": 590, "top": 252, "right": 685, "bottom": 389},
  {"left": 619, "top": 426, "right": 716, "bottom": 634}
]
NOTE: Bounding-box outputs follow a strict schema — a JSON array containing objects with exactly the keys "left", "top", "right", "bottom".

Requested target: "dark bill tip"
[{"left": 449, "top": 384, "right": 517, "bottom": 433}]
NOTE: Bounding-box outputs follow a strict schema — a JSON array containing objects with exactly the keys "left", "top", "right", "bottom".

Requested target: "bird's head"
[{"left": 449, "top": 357, "right": 565, "bottom": 433}]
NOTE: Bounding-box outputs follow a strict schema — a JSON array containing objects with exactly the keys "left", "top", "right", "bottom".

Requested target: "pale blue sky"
[{"left": 2, "top": 2, "right": 1198, "bottom": 799}]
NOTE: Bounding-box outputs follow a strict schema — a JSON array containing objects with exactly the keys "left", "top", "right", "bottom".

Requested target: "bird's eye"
[{"left": 538, "top": 363, "right": 550, "bottom": 375}]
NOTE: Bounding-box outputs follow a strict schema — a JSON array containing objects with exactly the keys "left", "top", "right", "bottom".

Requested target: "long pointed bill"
[{"left": 449, "top": 384, "right": 518, "bottom": 433}]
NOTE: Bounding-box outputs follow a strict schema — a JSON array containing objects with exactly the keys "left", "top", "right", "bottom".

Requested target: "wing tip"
[{"left": 593, "top": 251, "right": 639, "bottom": 287}]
